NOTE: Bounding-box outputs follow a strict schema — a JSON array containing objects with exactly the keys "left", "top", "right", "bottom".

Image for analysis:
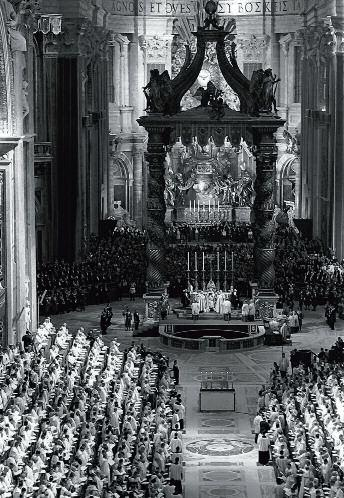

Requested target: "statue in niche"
[{"left": 143, "top": 69, "right": 175, "bottom": 115}]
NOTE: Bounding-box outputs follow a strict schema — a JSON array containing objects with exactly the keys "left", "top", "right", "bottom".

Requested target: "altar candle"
[
  {"left": 217, "top": 251, "right": 220, "bottom": 271},
  {"left": 208, "top": 199, "right": 211, "bottom": 211},
  {"left": 231, "top": 251, "right": 234, "bottom": 272},
  {"left": 189, "top": 200, "right": 191, "bottom": 211},
  {"left": 218, "top": 200, "right": 220, "bottom": 212},
  {"left": 187, "top": 252, "right": 190, "bottom": 271},
  {"left": 224, "top": 251, "right": 227, "bottom": 271},
  {"left": 198, "top": 200, "right": 200, "bottom": 211},
  {"left": 202, "top": 251, "right": 205, "bottom": 271},
  {"left": 194, "top": 200, "right": 196, "bottom": 212},
  {"left": 195, "top": 252, "right": 197, "bottom": 271}
]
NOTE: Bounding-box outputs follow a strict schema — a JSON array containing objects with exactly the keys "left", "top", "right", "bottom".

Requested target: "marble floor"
[{"left": 48, "top": 300, "right": 344, "bottom": 498}]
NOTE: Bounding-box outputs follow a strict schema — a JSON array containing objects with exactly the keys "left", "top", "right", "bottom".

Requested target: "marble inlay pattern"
[
  {"left": 186, "top": 439, "right": 254, "bottom": 456},
  {"left": 199, "top": 485, "right": 248, "bottom": 497},
  {"left": 199, "top": 462, "right": 245, "bottom": 467},
  {"left": 200, "top": 469, "right": 244, "bottom": 482},
  {"left": 201, "top": 417, "right": 237, "bottom": 428},
  {"left": 198, "top": 429, "right": 239, "bottom": 434}
]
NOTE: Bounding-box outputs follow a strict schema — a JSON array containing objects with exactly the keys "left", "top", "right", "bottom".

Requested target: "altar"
[{"left": 190, "top": 289, "right": 237, "bottom": 314}]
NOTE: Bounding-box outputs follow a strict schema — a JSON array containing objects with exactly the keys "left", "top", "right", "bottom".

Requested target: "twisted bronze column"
[
  {"left": 145, "top": 127, "right": 168, "bottom": 291},
  {"left": 252, "top": 134, "right": 278, "bottom": 318}
]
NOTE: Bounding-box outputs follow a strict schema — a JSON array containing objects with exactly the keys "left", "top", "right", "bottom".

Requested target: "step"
[{"left": 182, "top": 312, "right": 242, "bottom": 320}]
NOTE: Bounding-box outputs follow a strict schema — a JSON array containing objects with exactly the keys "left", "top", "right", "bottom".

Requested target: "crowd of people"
[
  {"left": 37, "top": 227, "right": 147, "bottom": 316},
  {"left": 36, "top": 221, "right": 344, "bottom": 321},
  {"left": 166, "top": 222, "right": 252, "bottom": 244},
  {"left": 0, "top": 319, "right": 184, "bottom": 497},
  {"left": 274, "top": 226, "right": 344, "bottom": 311},
  {"left": 254, "top": 339, "right": 344, "bottom": 497}
]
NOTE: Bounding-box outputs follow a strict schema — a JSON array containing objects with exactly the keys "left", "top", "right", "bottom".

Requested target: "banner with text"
[{"left": 107, "top": 0, "right": 304, "bottom": 16}]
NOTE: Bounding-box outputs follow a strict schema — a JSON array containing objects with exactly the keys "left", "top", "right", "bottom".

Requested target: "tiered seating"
[
  {"left": 260, "top": 350, "right": 344, "bottom": 497},
  {"left": 0, "top": 322, "right": 183, "bottom": 497}
]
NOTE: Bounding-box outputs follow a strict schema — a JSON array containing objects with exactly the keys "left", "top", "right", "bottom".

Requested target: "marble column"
[
  {"left": 144, "top": 128, "right": 168, "bottom": 291},
  {"left": 252, "top": 131, "right": 278, "bottom": 319}
]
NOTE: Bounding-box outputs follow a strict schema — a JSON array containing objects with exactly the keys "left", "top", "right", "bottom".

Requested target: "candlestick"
[
  {"left": 231, "top": 250, "right": 234, "bottom": 286},
  {"left": 187, "top": 252, "right": 190, "bottom": 271},
  {"left": 194, "top": 252, "right": 197, "bottom": 271},
  {"left": 224, "top": 250, "right": 227, "bottom": 271},
  {"left": 202, "top": 251, "right": 205, "bottom": 271}
]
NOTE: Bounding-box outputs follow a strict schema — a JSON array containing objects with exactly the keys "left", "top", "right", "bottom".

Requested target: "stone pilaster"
[
  {"left": 114, "top": 34, "right": 133, "bottom": 133},
  {"left": 252, "top": 132, "right": 278, "bottom": 319},
  {"left": 132, "top": 140, "right": 145, "bottom": 229},
  {"left": 129, "top": 35, "right": 146, "bottom": 132},
  {"left": 298, "top": 18, "right": 344, "bottom": 257},
  {"left": 331, "top": 21, "right": 344, "bottom": 258},
  {"left": 108, "top": 37, "right": 121, "bottom": 134},
  {"left": 144, "top": 128, "right": 168, "bottom": 291},
  {"left": 279, "top": 34, "right": 293, "bottom": 109}
]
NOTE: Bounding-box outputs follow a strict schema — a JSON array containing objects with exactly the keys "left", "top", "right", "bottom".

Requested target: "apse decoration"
[
  {"left": 164, "top": 138, "right": 254, "bottom": 225},
  {"left": 138, "top": 0, "right": 285, "bottom": 320}
]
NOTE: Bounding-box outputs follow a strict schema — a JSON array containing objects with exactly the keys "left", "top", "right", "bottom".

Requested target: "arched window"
[{"left": 113, "top": 159, "right": 129, "bottom": 211}]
